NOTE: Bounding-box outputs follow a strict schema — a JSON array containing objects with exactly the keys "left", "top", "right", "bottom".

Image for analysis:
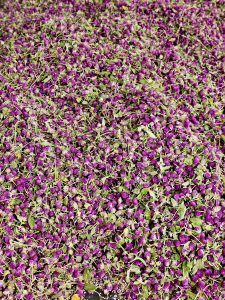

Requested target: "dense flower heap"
[{"left": 0, "top": 0, "right": 225, "bottom": 299}]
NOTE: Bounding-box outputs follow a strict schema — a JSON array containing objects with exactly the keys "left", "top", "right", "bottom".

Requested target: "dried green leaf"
[
  {"left": 123, "top": 228, "right": 129, "bottom": 237},
  {"left": 177, "top": 202, "right": 186, "bottom": 220},
  {"left": 84, "top": 283, "right": 96, "bottom": 291},
  {"left": 137, "top": 188, "right": 154, "bottom": 199},
  {"left": 182, "top": 261, "right": 193, "bottom": 278},
  {"left": 171, "top": 198, "right": 178, "bottom": 207},
  {"left": 83, "top": 268, "right": 91, "bottom": 282},
  {"left": 220, "top": 135, "right": 225, "bottom": 143},
  {"left": 144, "top": 209, "right": 151, "bottom": 220},
  {"left": 192, "top": 258, "right": 206, "bottom": 274},
  {"left": 130, "top": 265, "right": 141, "bottom": 274},
  {"left": 117, "top": 238, "right": 125, "bottom": 246},
  {"left": 187, "top": 290, "right": 196, "bottom": 300},
  {"left": 190, "top": 217, "right": 203, "bottom": 227},
  {"left": 76, "top": 256, "right": 82, "bottom": 263},
  {"left": 141, "top": 285, "right": 149, "bottom": 299},
  {"left": 28, "top": 214, "right": 35, "bottom": 229}
]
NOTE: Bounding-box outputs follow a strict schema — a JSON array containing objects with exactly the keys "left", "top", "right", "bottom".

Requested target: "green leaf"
[
  {"left": 177, "top": 202, "right": 186, "bottom": 220},
  {"left": 123, "top": 228, "right": 129, "bottom": 237},
  {"left": 10, "top": 161, "right": 18, "bottom": 168},
  {"left": 141, "top": 285, "right": 149, "bottom": 299},
  {"left": 15, "top": 151, "right": 22, "bottom": 159},
  {"left": 140, "top": 78, "right": 163, "bottom": 91},
  {"left": 220, "top": 135, "right": 225, "bottom": 143},
  {"left": 171, "top": 198, "right": 178, "bottom": 207},
  {"left": 99, "top": 84, "right": 106, "bottom": 91},
  {"left": 63, "top": 197, "right": 69, "bottom": 205},
  {"left": 187, "top": 290, "right": 196, "bottom": 300},
  {"left": 144, "top": 209, "right": 151, "bottom": 220},
  {"left": 117, "top": 238, "right": 125, "bottom": 246},
  {"left": 9, "top": 198, "right": 21, "bottom": 206},
  {"left": 28, "top": 214, "right": 35, "bottom": 229},
  {"left": 137, "top": 188, "right": 150, "bottom": 199},
  {"left": 83, "top": 268, "right": 91, "bottom": 282},
  {"left": 109, "top": 213, "right": 117, "bottom": 223},
  {"left": 182, "top": 261, "right": 193, "bottom": 278},
  {"left": 2, "top": 107, "right": 10, "bottom": 114},
  {"left": 192, "top": 258, "right": 206, "bottom": 274},
  {"left": 196, "top": 169, "right": 204, "bottom": 181},
  {"left": 117, "top": 186, "right": 125, "bottom": 192},
  {"left": 17, "top": 214, "right": 25, "bottom": 223},
  {"left": 76, "top": 256, "right": 82, "bottom": 263},
  {"left": 84, "top": 283, "right": 96, "bottom": 291},
  {"left": 190, "top": 217, "right": 203, "bottom": 227},
  {"left": 143, "top": 126, "right": 157, "bottom": 138},
  {"left": 140, "top": 79, "right": 149, "bottom": 85},
  {"left": 140, "top": 188, "right": 149, "bottom": 195},
  {"left": 149, "top": 190, "right": 156, "bottom": 199},
  {"left": 204, "top": 224, "right": 212, "bottom": 231},
  {"left": 133, "top": 188, "right": 140, "bottom": 194},
  {"left": 130, "top": 265, "right": 141, "bottom": 274},
  {"left": 137, "top": 193, "right": 143, "bottom": 200},
  {"left": 170, "top": 225, "right": 178, "bottom": 233},
  {"left": 138, "top": 125, "right": 154, "bottom": 137}
]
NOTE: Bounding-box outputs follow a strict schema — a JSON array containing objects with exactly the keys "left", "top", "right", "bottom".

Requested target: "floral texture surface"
[{"left": 0, "top": 0, "right": 225, "bottom": 299}]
